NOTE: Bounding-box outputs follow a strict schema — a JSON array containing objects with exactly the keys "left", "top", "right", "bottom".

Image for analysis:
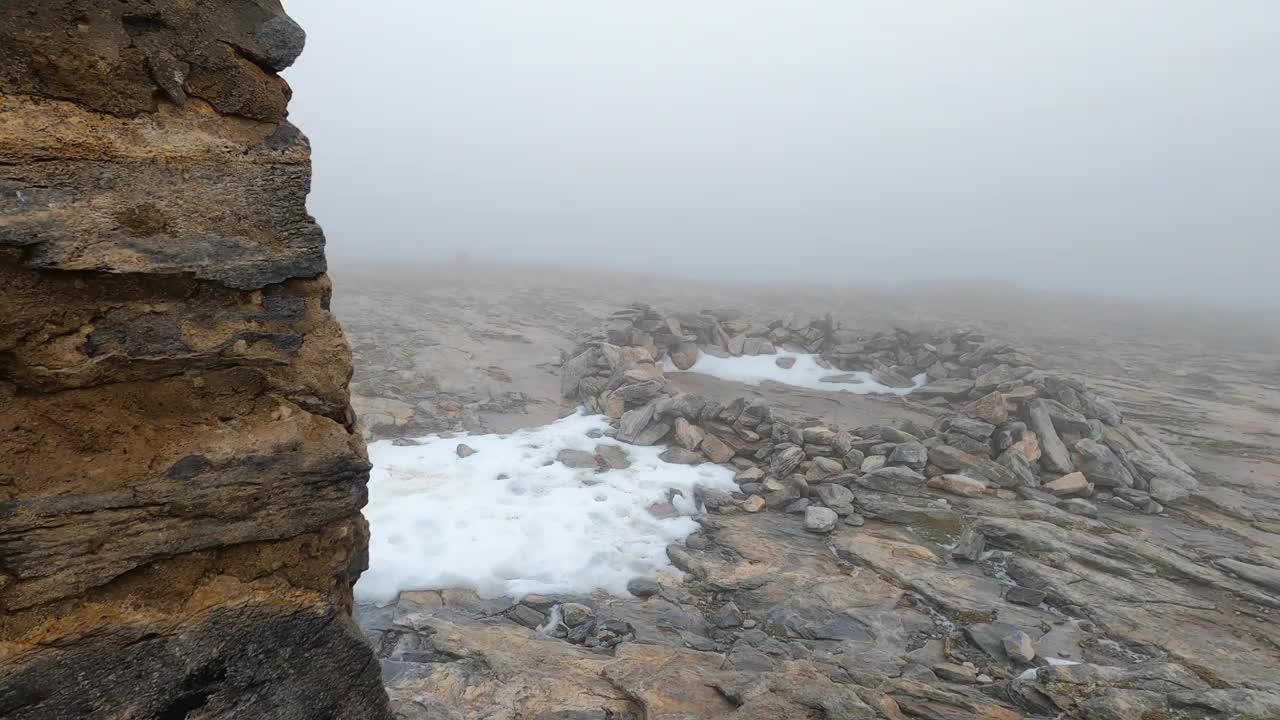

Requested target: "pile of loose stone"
[
  {"left": 365, "top": 303, "right": 1280, "bottom": 719},
  {"left": 560, "top": 303, "right": 1201, "bottom": 525}
]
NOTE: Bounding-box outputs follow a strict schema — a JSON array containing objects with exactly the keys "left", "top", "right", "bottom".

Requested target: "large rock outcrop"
[{"left": 0, "top": 2, "right": 391, "bottom": 718}]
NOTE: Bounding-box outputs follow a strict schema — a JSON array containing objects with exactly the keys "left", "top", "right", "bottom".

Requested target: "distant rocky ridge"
[
  {"left": 1, "top": 2, "right": 390, "bottom": 718},
  {"left": 562, "top": 303, "right": 1202, "bottom": 518}
]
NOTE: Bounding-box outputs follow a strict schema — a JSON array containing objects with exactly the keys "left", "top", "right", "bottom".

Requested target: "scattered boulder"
[
  {"left": 928, "top": 474, "right": 987, "bottom": 498},
  {"left": 595, "top": 445, "right": 631, "bottom": 469},
  {"left": 557, "top": 449, "right": 600, "bottom": 469},
  {"left": 700, "top": 433, "right": 736, "bottom": 463},
  {"left": 770, "top": 446, "right": 806, "bottom": 477},
  {"left": 1045, "top": 472, "right": 1090, "bottom": 497},
  {"left": 1025, "top": 399, "right": 1074, "bottom": 474},
  {"left": 803, "top": 506, "right": 839, "bottom": 533},
  {"left": 1002, "top": 630, "right": 1036, "bottom": 664},
  {"left": 933, "top": 663, "right": 978, "bottom": 684},
  {"left": 456, "top": 443, "right": 477, "bottom": 458},
  {"left": 914, "top": 379, "right": 976, "bottom": 400},
  {"left": 627, "top": 578, "right": 662, "bottom": 598},
  {"left": 888, "top": 442, "right": 929, "bottom": 468},
  {"left": 659, "top": 447, "right": 704, "bottom": 465},
  {"left": 673, "top": 417, "right": 705, "bottom": 450},
  {"left": 1073, "top": 439, "right": 1135, "bottom": 489}
]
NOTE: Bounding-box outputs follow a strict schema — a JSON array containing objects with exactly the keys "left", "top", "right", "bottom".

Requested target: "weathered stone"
[
  {"left": 1045, "top": 472, "right": 1089, "bottom": 497},
  {"left": 1131, "top": 451, "right": 1198, "bottom": 503},
  {"left": 1025, "top": 399, "right": 1074, "bottom": 473},
  {"left": 709, "top": 601, "right": 745, "bottom": 628},
  {"left": 997, "top": 447, "right": 1039, "bottom": 487},
  {"left": 775, "top": 356, "right": 796, "bottom": 369},
  {"left": 1072, "top": 438, "right": 1135, "bottom": 489},
  {"left": 770, "top": 446, "right": 806, "bottom": 477},
  {"left": 673, "top": 417, "right": 705, "bottom": 450},
  {"left": 595, "top": 444, "right": 632, "bottom": 470},
  {"left": 928, "top": 474, "right": 987, "bottom": 498},
  {"left": 1005, "top": 587, "right": 1046, "bottom": 606},
  {"left": 558, "top": 449, "right": 601, "bottom": 469},
  {"left": 947, "top": 416, "right": 996, "bottom": 440},
  {"left": 634, "top": 420, "right": 672, "bottom": 446},
  {"left": 700, "top": 433, "right": 736, "bottom": 463},
  {"left": 659, "top": 447, "right": 704, "bottom": 465},
  {"left": 814, "top": 483, "right": 856, "bottom": 514},
  {"left": 616, "top": 402, "right": 657, "bottom": 443},
  {"left": 1044, "top": 399, "right": 1092, "bottom": 436},
  {"left": 805, "top": 456, "right": 844, "bottom": 483},
  {"left": 456, "top": 443, "right": 477, "bottom": 458},
  {"left": 888, "top": 442, "right": 929, "bottom": 468},
  {"left": 965, "top": 391, "right": 1009, "bottom": 425},
  {"left": 933, "top": 663, "right": 978, "bottom": 683},
  {"left": 561, "top": 348, "right": 601, "bottom": 399},
  {"left": 914, "top": 378, "right": 976, "bottom": 399},
  {"left": 1002, "top": 630, "right": 1036, "bottom": 664},
  {"left": 861, "top": 455, "right": 887, "bottom": 473},
  {"left": 670, "top": 342, "right": 700, "bottom": 370},
  {"left": 804, "top": 506, "right": 839, "bottom": 533},
  {"left": 928, "top": 446, "right": 1020, "bottom": 488},
  {"left": 560, "top": 602, "right": 595, "bottom": 629},
  {"left": 0, "top": 4, "right": 391, "bottom": 715},
  {"left": 951, "top": 527, "right": 986, "bottom": 561},
  {"left": 742, "top": 495, "right": 766, "bottom": 512},
  {"left": 627, "top": 578, "right": 662, "bottom": 598},
  {"left": 1060, "top": 498, "right": 1098, "bottom": 517},
  {"left": 973, "top": 365, "right": 1033, "bottom": 393}
]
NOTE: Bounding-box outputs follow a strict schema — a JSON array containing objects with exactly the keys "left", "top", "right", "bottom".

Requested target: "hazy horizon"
[{"left": 286, "top": 2, "right": 1279, "bottom": 309}]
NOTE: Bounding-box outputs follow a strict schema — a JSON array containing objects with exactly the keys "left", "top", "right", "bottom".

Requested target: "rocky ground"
[{"left": 333, "top": 259, "right": 1280, "bottom": 720}]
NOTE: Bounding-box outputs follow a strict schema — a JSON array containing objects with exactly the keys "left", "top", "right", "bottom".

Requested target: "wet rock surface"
[{"left": 339, "top": 288, "right": 1280, "bottom": 719}]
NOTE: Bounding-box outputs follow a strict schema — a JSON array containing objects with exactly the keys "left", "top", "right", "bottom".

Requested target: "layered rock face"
[{"left": 1, "top": 2, "right": 391, "bottom": 718}]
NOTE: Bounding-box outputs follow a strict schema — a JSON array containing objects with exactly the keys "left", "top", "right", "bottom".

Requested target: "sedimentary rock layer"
[{"left": 0, "top": 2, "right": 391, "bottom": 717}]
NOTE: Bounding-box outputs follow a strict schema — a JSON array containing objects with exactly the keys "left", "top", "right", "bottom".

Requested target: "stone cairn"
[{"left": 559, "top": 303, "right": 1200, "bottom": 529}]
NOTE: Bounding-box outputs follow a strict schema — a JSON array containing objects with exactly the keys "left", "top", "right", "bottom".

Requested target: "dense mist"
[{"left": 285, "top": 1, "right": 1279, "bottom": 307}]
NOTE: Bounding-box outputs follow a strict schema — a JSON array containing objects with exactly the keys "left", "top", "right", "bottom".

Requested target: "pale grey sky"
[{"left": 285, "top": 1, "right": 1279, "bottom": 307}]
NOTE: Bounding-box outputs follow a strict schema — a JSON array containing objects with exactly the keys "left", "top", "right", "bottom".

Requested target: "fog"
[{"left": 285, "top": 1, "right": 1279, "bottom": 308}]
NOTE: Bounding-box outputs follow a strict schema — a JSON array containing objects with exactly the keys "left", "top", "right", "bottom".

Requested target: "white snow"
[
  {"left": 1017, "top": 657, "right": 1082, "bottom": 680},
  {"left": 667, "top": 351, "right": 926, "bottom": 395},
  {"left": 355, "top": 412, "right": 736, "bottom": 605}
]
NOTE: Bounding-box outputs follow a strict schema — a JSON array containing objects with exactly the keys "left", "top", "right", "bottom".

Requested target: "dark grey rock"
[
  {"left": 615, "top": 401, "right": 657, "bottom": 442},
  {"left": 1005, "top": 586, "right": 1046, "bottom": 606},
  {"left": 510, "top": 604, "right": 547, "bottom": 629},
  {"left": 888, "top": 442, "right": 929, "bottom": 468},
  {"left": 947, "top": 416, "right": 996, "bottom": 440},
  {"left": 964, "top": 622, "right": 1025, "bottom": 662},
  {"left": 626, "top": 578, "right": 662, "bottom": 598},
  {"left": 1073, "top": 438, "right": 1135, "bottom": 488},
  {"left": 709, "top": 602, "right": 745, "bottom": 628}
]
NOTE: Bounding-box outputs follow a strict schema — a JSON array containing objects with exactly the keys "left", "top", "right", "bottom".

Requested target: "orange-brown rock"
[{"left": 0, "top": 1, "right": 391, "bottom": 717}]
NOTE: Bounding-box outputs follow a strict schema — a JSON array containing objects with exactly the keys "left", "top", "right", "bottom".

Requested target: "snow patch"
[
  {"left": 667, "top": 352, "right": 925, "bottom": 395},
  {"left": 1017, "top": 657, "right": 1082, "bottom": 680},
  {"left": 355, "top": 412, "right": 736, "bottom": 605}
]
